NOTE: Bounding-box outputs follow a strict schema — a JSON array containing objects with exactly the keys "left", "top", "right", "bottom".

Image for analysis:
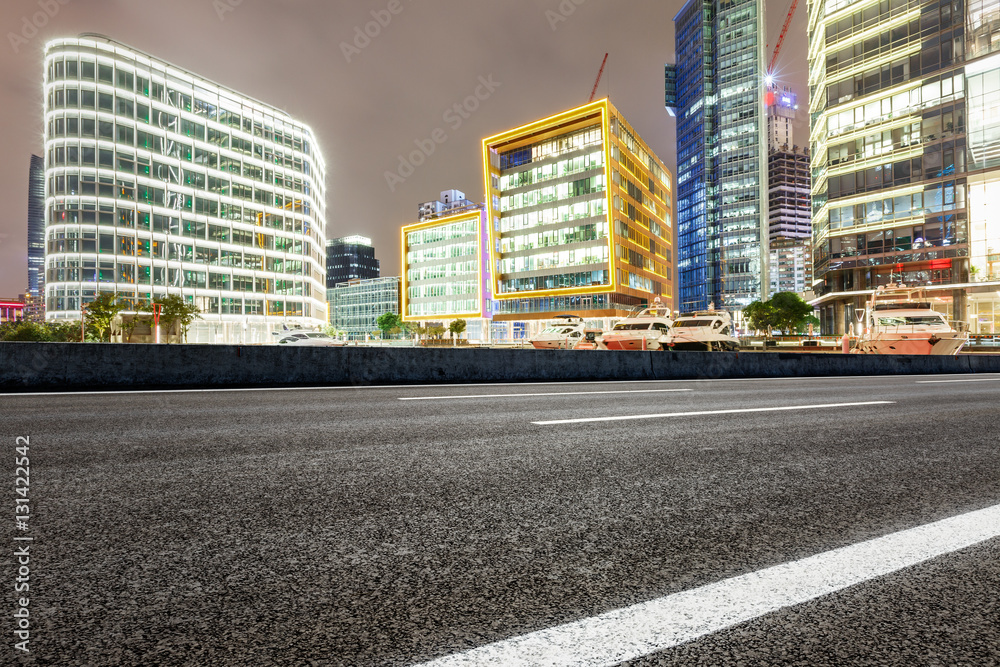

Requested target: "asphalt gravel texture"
[{"left": 3, "top": 374, "right": 1000, "bottom": 666}]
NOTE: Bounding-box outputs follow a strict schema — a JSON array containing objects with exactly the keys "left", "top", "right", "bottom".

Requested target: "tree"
[
  {"left": 0, "top": 320, "right": 84, "bottom": 342},
  {"left": 448, "top": 319, "right": 467, "bottom": 339},
  {"left": 152, "top": 295, "right": 201, "bottom": 343},
  {"left": 120, "top": 300, "right": 152, "bottom": 343},
  {"left": 769, "top": 292, "right": 815, "bottom": 334},
  {"left": 376, "top": 312, "right": 402, "bottom": 338},
  {"left": 0, "top": 321, "right": 51, "bottom": 342},
  {"left": 742, "top": 300, "right": 778, "bottom": 337},
  {"left": 323, "top": 325, "right": 346, "bottom": 340},
  {"left": 83, "top": 293, "right": 127, "bottom": 342},
  {"left": 426, "top": 324, "right": 446, "bottom": 339}
]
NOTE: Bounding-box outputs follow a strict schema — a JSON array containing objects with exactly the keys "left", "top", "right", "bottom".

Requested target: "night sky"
[{"left": 0, "top": 0, "right": 808, "bottom": 297}]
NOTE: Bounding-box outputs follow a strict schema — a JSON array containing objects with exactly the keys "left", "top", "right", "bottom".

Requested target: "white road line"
[
  {"left": 399, "top": 389, "right": 693, "bottom": 401},
  {"left": 414, "top": 502, "right": 1000, "bottom": 667},
  {"left": 531, "top": 401, "right": 894, "bottom": 425},
  {"left": 916, "top": 378, "right": 1000, "bottom": 384},
  {"left": 2, "top": 373, "right": 996, "bottom": 398}
]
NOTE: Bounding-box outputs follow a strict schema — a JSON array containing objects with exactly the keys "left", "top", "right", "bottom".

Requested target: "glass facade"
[
  {"left": 484, "top": 99, "right": 674, "bottom": 320},
  {"left": 326, "top": 235, "right": 379, "bottom": 288},
  {"left": 809, "top": 0, "right": 1000, "bottom": 334},
  {"left": 43, "top": 36, "right": 327, "bottom": 340},
  {"left": 328, "top": 276, "right": 400, "bottom": 340},
  {"left": 671, "top": 0, "right": 770, "bottom": 312},
  {"left": 27, "top": 154, "right": 45, "bottom": 306},
  {"left": 401, "top": 210, "right": 484, "bottom": 319}
]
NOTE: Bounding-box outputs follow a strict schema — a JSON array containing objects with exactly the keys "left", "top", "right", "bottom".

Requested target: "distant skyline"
[{"left": 0, "top": 0, "right": 808, "bottom": 297}]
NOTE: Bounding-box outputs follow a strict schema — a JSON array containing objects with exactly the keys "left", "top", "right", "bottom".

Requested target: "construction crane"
[
  {"left": 768, "top": 0, "right": 799, "bottom": 80},
  {"left": 589, "top": 53, "right": 608, "bottom": 102}
]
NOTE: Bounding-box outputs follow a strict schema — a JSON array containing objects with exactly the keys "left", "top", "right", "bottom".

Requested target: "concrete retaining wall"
[{"left": 2, "top": 343, "right": 1000, "bottom": 392}]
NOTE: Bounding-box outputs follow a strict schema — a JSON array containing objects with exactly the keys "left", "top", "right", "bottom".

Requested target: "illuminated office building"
[
  {"left": 483, "top": 99, "right": 675, "bottom": 327},
  {"left": 769, "top": 237, "right": 813, "bottom": 296},
  {"left": 326, "top": 235, "right": 379, "bottom": 288},
  {"left": 43, "top": 35, "right": 327, "bottom": 343},
  {"left": 28, "top": 154, "right": 46, "bottom": 313},
  {"left": 401, "top": 207, "right": 494, "bottom": 341},
  {"left": 328, "top": 276, "right": 400, "bottom": 340},
  {"left": 667, "top": 0, "right": 770, "bottom": 314},
  {"left": 809, "top": 0, "right": 1000, "bottom": 334}
]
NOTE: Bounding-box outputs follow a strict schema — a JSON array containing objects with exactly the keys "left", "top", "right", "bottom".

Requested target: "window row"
[
  {"left": 499, "top": 199, "right": 605, "bottom": 233},
  {"left": 405, "top": 300, "right": 479, "bottom": 317},
  {"left": 48, "top": 205, "right": 311, "bottom": 252},
  {"left": 825, "top": 219, "right": 967, "bottom": 259},
  {"left": 827, "top": 146, "right": 966, "bottom": 199},
  {"left": 498, "top": 269, "right": 610, "bottom": 293},
  {"left": 407, "top": 281, "right": 478, "bottom": 299},
  {"left": 47, "top": 109, "right": 312, "bottom": 180},
  {"left": 47, "top": 56, "right": 309, "bottom": 152},
  {"left": 828, "top": 181, "right": 966, "bottom": 230},
  {"left": 406, "top": 220, "right": 477, "bottom": 247},
  {"left": 406, "top": 261, "right": 478, "bottom": 282},
  {"left": 46, "top": 259, "right": 310, "bottom": 295},
  {"left": 407, "top": 240, "right": 477, "bottom": 264},
  {"left": 499, "top": 221, "right": 608, "bottom": 253},
  {"left": 500, "top": 176, "right": 605, "bottom": 213},
  {"left": 498, "top": 244, "right": 609, "bottom": 275},
  {"left": 500, "top": 150, "right": 604, "bottom": 191}
]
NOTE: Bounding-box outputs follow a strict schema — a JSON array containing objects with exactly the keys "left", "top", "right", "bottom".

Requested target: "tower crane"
[
  {"left": 589, "top": 53, "right": 608, "bottom": 102},
  {"left": 768, "top": 0, "right": 799, "bottom": 82}
]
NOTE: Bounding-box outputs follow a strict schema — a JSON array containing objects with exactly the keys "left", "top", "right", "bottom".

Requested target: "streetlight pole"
[
  {"left": 153, "top": 303, "right": 163, "bottom": 344},
  {"left": 80, "top": 303, "right": 87, "bottom": 342}
]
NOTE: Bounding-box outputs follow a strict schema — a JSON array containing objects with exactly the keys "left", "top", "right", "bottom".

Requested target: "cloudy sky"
[{"left": 0, "top": 0, "right": 808, "bottom": 297}]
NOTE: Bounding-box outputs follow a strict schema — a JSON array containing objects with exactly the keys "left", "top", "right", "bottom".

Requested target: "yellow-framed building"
[
  {"left": 482, "top": 99, "right": 675, "bottom": 321},
  {"left": 400, "top": 208, "right": 487, "bottom": 324}
]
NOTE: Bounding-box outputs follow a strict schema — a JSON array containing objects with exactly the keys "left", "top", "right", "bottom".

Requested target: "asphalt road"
[{"left": 3, "top": 374, "right": 1000, "bottom": 666}]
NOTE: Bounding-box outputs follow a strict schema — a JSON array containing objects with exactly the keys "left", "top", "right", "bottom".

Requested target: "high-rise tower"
[
  {"left": 808, "top": 0, "right": 1000, "bottom": 335},
  {"left": 27, "top": 154, "right": 45, "bottom": 309},
  {"left": 667, "top": 0, "right": 770, "bottom": 313}
]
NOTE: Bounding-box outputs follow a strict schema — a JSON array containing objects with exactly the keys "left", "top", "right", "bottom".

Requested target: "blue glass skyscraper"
[{"left": 668, "top": 0, "right": 769, "bottom": 313}]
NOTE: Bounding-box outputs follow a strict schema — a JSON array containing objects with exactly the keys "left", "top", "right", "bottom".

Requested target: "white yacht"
[
  {"left": 530, "top": 315, "right": 590, "bottom": 349},
  {"left": 663, "top": 307, "right": 740, "bottom": 351},
  {"left": 600, "top": 299, "right": 674, "bottom": 351},
  {"left": 852, "top": 283, "right": 968, "bottom": 355}
]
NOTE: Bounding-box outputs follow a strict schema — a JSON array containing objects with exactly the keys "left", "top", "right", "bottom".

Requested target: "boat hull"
[
  {"left": 667, "top": 339, "right": 739, "bottom": 352},
  {"left": 851, "top": 333, "right": 967, "bottom": 355},
  {"left": 531, "top": 337, "right": 577, "bottom": 350},
  {"left": 602, "top": 335, "right": 661, "bottom": 351}
]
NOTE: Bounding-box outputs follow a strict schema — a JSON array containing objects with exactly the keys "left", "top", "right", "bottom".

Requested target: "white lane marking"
[
  {"left": 3, "top": 372, "right": 996, "bottom": 397},
  {"left": 916, "top": 378, "right": 1000, "bottom": 383},
  {"left": 532, "top": 401, "right": 894, "bottom": 425},
  {"left": 414, "top": 502, "right": 1000, "bottom": 667},
  {"left": 399, "top": 389, "right": 693, "bottom": 401}
]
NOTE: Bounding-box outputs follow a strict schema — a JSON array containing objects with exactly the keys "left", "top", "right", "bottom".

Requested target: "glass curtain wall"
[{"left": 43, "top": 36, "right": 327, "bottom": 338}]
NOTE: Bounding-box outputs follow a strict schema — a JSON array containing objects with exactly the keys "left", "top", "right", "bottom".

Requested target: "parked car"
[{"left": 275, "top": 332, "right": 345, "bottom": 347}]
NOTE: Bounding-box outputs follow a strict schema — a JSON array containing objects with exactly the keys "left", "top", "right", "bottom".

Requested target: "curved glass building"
[{"left": 43, "top": 35, "right": 327, "bottom": 342}]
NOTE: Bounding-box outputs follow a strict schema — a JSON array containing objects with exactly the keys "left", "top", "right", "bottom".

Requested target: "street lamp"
[{"left": 152, "top": 303, "right": 163, "bottom": 344}]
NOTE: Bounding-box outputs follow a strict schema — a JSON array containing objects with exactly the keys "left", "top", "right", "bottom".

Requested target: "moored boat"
[
  {"left": 663, "top": 307, "right": 740, "bottom": 351},
  {"left": 600, "top": 299, "right": 674, "bottom": 351},
  {"left": 530, "top": 315, "right": 590, "bottom": 349},
  {"left": 851, "top": 283, "right": 968, "bottom": 355}
]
